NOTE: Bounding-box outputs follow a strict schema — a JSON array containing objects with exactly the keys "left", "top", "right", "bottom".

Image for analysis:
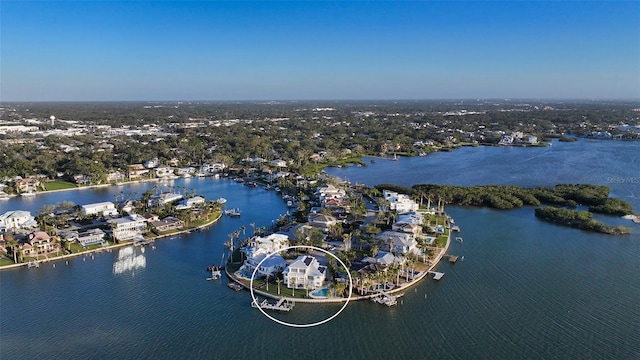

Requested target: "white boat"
[
  {"left": 456, "top": 237, "right": 463, "bottom": 243},
  {"left": 216, "top": 197, "right": 227, "bottom": 204},
  {"left": 21, "top": 192, "right": 36, "bottom": 197},
  {"left": 183, "top": 174, "right": 192, "bottom": 178},
  {"left": 0, "top": 192, "right": 10, "bottom": 200}
]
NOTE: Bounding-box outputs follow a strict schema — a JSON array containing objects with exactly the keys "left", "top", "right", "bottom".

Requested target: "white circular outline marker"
[{"left": 249, "top": 245, "right": 353, "bottom": 328}]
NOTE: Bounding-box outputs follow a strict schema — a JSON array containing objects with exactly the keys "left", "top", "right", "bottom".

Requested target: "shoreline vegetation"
[{"left": 378, "top": 183, "right": 635, "bottom": 235}]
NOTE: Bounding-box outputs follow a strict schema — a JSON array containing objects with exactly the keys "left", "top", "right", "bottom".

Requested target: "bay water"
[{"left": 1, "top": 139, "right": 638, "bottom": 359}]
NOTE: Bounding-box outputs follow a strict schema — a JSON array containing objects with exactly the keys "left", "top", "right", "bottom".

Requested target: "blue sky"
[{"left": 1, "top": 1, "right": 639, "bottom": 101}]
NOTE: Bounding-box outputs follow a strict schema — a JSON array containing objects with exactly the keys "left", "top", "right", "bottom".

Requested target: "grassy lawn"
[
  {"left": 68, "top": 241, "right": 111, "bottom": 253},
  {"left": 0, "top": 256, "right": 16, "bottom": 266},
  {"left": 44, "top": 181, "right": 77, "bottom": 191}
]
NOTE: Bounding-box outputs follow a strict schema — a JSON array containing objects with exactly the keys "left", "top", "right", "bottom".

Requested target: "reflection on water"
[{"left": 112, "top": 246, "right": 146, "bottom": 275}]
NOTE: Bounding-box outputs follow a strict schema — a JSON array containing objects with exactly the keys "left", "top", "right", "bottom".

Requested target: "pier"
[
  {"left": 427, "top": 271, "right": 445, "bottom": 280},
  {"left": 251, "top": 297, "right": 294, "bottom": 311},
  {"left": 371, "top": 291, "right": 404, "bottom": 306}
]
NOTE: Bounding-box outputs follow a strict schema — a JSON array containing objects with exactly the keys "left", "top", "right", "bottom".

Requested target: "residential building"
[
  {"left": 383, "top": 190, "right": 419, "bottom": 213},
  {"left": 377, "top": 230, "right": 419, "bottom": 255},
  {"left": 0, "top": 210, "right": 37, "bottom": 232},
  {"left": 149, "top": 192, "right": 183, "bottom": 208},
  {"left": 72, "top": 228, "right": 106, "bottom": 247},
  {"left": 283, "top": 255, "right": 326, "bottom": 290},
  {"left": 15, "top": 178, "right": 42, "bottom": 193},
  {"left": 149, "top": 216, "right": 184, "bottom": 233},
  {"left": 21, "top": 231, "right": 56, "bottom": 256},
  {"left": 308, "top": 213, "right": 338, "bottom": 231},
  {"left": 154, "top": 166, "right": 174, "bottom": 178},
  {"left": 109, "top": 214, "right": 147, "bottom": 241},
  {"left": 82, "top": 202, "right": 119, "bottom": 217}
]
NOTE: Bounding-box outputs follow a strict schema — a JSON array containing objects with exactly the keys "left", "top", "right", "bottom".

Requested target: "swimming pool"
[{"left": 309, "top": 287, "right": 329, "bottom": 298}]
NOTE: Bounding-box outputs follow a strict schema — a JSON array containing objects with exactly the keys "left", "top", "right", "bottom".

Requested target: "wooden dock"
[
  {"left": 228, "top": 282, "right": 243, "bottom": 291},
  {"left": 427, "top": 271, "right": 445, "bottom": 280}
]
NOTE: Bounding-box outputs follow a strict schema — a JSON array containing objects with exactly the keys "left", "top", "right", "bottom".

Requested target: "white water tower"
[{"left": 50, "top": 115, "right": 55, "bottom": 126}]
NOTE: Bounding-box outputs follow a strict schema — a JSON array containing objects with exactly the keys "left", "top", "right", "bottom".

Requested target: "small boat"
[
  {"left": 456, "top": 237, "right": 463, "bottom": 243},
  {"left": 216, "top": 197, "right": 227, "bottom": 204},
  {"left": 228, "top": 282, "right": 243, "bottom": 291},
  {"left": 251, "top": 298, "right": 294, "bottom": 312},
  {"left": 224, "top": 208, "right": 241, "bottom": 217},
  {"left": 451, "top": 225, "right": 460, "bottom": 232},
  {"left": 21, "top": 192, "right": 36, "bottom": 197}
]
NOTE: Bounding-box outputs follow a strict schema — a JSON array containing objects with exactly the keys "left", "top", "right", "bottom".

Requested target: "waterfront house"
[
  {"left": 377, "top": 231, "right": 419, "bottom": 255},
  {"left": 106, "top": 170, "right": 126, "bottom": 183},
  {"left": 143, "top": 158, "right": 160, "bottom": 169},
  {"left": 154, "top": 166, "right": 174, "bottom": 178},
  {"left": 392, "top": 222, "right": 422, "bottom": 237},
  {"left": 20, "top": 231, "right": 56, "bottom": 256},
  {"left": 82, "top": 202, "right": 119, "bottom": 217},
  {"left": 0, "top": 210, "right": 37, "bottom": 232},
  {"left": 383, "top": 190, "right": 419, "bottom": 213},
  {"left": 238, "top": 234, "right": 290, "bottom": 278},
  {"left": 128, "top": 164, "right": 150, "bottom": 179},
  {"left": 148, "top": 192, "right": 183, "bottom": 208},
  {"left": 15, "top": 178, "right": 42, "bottom": 194},
  {"left": 283, "top": 255, "right": 326, "bottom": 290},
  {"left": 149, "top": 216, "right": 184, "bottom": 233},
  {"left": 109, "top": 214, "right": 147, "bottom": 241},
  {"left": 69, "top": 228, "right": 106, "bottom": 247}
]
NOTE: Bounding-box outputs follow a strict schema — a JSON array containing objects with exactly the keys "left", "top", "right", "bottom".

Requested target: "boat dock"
[
  {"left": 447, "top": 255, "right": 459, "bottom": 263},
  {"left": 371, "top": 291, "right": 404, "bottom": 306},
  {"left": 251, "top": 298, "right": 294, "bottom": 312},
  {"left": 427, "top": 271, "right": 445, "bottom": 280},
  {"left": 228, "top": 282, "right": 243, "bottom": 291}
]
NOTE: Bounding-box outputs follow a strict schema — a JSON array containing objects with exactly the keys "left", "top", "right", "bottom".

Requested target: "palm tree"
[
  {"left": 276, "top": 278, "right": 282, "bottom": 295},
  {"left": 5, "top": 233, "right": 17, "bottom": 263},
  {"left": 250, "top": 222, "right": 256, "bottom": 235},
  {"left": 291, "top": 278, "right": 296, "bottom": 297}
]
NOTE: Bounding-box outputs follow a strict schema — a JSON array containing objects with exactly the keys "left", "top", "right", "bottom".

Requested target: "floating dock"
[{"left": 427, "top": 271, "right": 445, "bottom": 280}]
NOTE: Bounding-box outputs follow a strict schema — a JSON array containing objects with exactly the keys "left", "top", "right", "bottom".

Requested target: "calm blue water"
[{"left": 2, "top": 140, "right": 639, "bottom": 359}]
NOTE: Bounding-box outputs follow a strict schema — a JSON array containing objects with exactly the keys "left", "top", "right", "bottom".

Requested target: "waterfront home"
[
  {"left": 283, "top": 255, "right": 326, "bottom": 290},
  {"left": 82, "top": 202, "right": 119, "bottom": 217},
  {"left": 20, "top": 231, "right": 57, "bottom": 256},
  {"left": 199, "top": 163, "right": 226, "bottom": 174},
  {"left": 238, "top": 234, "right": 290, "bottom": 278},
  {"left": 176, "top": 167, "right": 197, "bottom": 176},
  {"left": 106, "top": 170, "right": 126, "bottom": 183},
  {"left": 383, "top": 190, "right": 419, "bottom": 213},
  {"left": 109, "top": 214, "right": 147, "bottom": 241},
  {"left": 15, "top": 178, "right": 42, "bottom": 194},
  {"left": 0, "top": 210, "right": 37, "bottom": 232},
  {"left": 148, "top": 192, "right": 183, "bottom": 208},
  {"left": 307, "top": 213, "right": 338, "bottom": 232},
  {"left": 68, "top": 228, "right": 106, "bottom": 247},
  {"left": 128, "top": 164, "right": 150, "bottom": 179},
  {"left": 154, "top": 166, "right": 174, "bottom": 178},
  {"left": 149, "top": 216, "right": 184, "bottom": 233},
  {"left": 377, "top": 231, "right": 419, "bottom": 255}
]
